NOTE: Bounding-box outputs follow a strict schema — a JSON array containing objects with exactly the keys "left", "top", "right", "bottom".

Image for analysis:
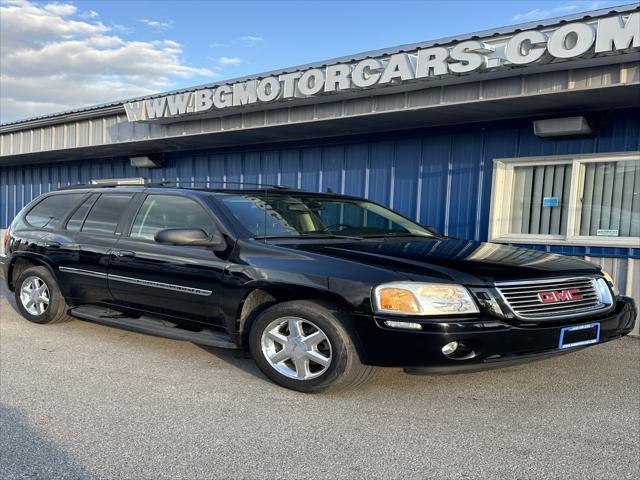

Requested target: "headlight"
[
  {"left": 373, "top": 282, "right": 479, "bottom": 316},
  {"left": 601, "top": 270, "right": 619, "bottom": 295}
]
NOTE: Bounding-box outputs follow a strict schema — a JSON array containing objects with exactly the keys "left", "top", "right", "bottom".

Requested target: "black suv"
[{"left": 2, "top": 184, "right": 636, "bottom": 392}]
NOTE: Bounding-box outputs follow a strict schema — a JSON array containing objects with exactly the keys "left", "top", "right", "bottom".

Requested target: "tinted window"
[
  {"left": 218, "top": 194, "right": 434, "bottom": 238},
  {"left": 25, "top": 193, "right": 84, "bottom": 229},
  {"left": 130, "top": 195, "right": 216, "bottom": 241},
  {"left": 218, "top": 195, "right": 297, "bottom": 237},
  {"left": 82, "top": 194, "right": 133, "bottom": 235},
  {"left": 66, "top": 194, "right": 98, "bottom": 231}
]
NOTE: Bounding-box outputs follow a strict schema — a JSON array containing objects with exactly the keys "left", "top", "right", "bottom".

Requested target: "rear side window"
[
  {"left": 130, "top": 195, "right": 216, "bottom": 241},
  {"left": 25, "top": 193, "right": 84, "bottom": 229},
  {"left": 82, "top": 193, "right": 133, "bottom": 235},
  {"left": 66, "top": 194, "right": 98, "bottom": 231}
]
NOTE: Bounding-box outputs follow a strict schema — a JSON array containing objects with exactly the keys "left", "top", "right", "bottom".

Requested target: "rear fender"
[{"left": 6, "top": 253, "right": 59, "bottom": 291}]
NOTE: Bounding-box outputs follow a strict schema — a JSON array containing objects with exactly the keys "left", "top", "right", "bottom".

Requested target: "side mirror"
[{"left": 155, "top": 228, "right": 226, "bottom": 250}]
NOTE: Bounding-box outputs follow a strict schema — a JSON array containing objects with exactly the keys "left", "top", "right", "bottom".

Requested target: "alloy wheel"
[
  {"left": 20, "top": 276, "right": 50, "bottom": 316},
  {"left": 261, "top": 316, "right": 332, "bottom": 380}
]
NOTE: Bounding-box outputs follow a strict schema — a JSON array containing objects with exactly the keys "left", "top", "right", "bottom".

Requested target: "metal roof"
[{"left": 2, "top": 2, "right": 639, "bottom": 128}]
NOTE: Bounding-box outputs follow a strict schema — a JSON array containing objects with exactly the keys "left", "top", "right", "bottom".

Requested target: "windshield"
[{"left": 218, "top": 193, "right": 436, "bottom": 239}]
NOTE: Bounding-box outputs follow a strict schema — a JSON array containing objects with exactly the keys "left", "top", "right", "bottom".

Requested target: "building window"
[
  {"left": 509, "top": 163, "right": 573, "bottom": 237},
  {"left": 578, "top": 160, "right": 639, "bottom": 238},
  {"left": 490, "top": 153, "right": 639, "bottom": 247}
]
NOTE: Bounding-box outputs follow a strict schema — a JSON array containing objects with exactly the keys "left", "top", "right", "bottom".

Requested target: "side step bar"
[{"left": 70, "top": 305, "right": 238, "bottom": 349}]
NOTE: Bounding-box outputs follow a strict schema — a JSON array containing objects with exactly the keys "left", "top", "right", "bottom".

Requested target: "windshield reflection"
[{"left": 218, "top": 194, "right": 435, "bottom": 239}]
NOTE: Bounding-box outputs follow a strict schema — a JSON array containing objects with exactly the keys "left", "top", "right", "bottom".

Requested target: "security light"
[
  {"left": 533, "top": 116, "right": 594, "bottom": 137},
  {"left": 130, "top": 155, "right": 163, "bottom": 168}
]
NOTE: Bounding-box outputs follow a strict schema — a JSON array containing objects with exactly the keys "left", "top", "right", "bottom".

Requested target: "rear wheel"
[
  {"left": 14, "top": 266, "right": 73, "bottom": 324},
  {"left": 249, "top": 300, "right": 375, "bottom": 392}
]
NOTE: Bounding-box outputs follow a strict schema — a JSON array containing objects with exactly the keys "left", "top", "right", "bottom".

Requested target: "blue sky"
[
  {"left": 0, "top": 0, "right": 633, "bottom": 122},
  {"left": 77, "top": 0, "right": 629, "bottom": 80}
]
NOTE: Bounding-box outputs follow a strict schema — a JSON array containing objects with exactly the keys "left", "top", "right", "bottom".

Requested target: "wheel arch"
[
  {"left": 236, "top": 285, "right": 359, "bottom": 349},
  {"left": 7, "top": 254, "right": 58, "bottom": 292}
]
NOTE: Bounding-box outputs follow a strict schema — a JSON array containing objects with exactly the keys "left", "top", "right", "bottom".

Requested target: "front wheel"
[{"left": 249, "top": 300, "right": 375, "bottom": 393}]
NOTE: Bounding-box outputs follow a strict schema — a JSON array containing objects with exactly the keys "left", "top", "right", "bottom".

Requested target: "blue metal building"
[{"left": 1, "top": 6, "right": 639, "bottom": 331}]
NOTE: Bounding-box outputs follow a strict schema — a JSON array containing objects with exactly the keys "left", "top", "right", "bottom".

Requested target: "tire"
[
  {"left": 248, "top": 300, "right": 375, "bottom": 393},
  {"left": 14, "top": 266, "right": 73, "bottom": 325}
]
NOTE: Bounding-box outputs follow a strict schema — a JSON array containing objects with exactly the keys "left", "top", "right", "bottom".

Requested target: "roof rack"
[{"left": 57, "top": 180, "right": 296, "bottom": 191}]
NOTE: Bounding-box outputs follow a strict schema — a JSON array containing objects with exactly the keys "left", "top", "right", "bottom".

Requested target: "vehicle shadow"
[
  {"left": 0, "top": 404, "right": 92, "bottom": 479},
  {"left": 193, "top": 344, "right": 267, "bottom": 379},
  {"left": 1, "top": 281, "right": 269, "bottom": 383},
  {"left": 0, "top": 283, "right": 19, "bottom": 315}
]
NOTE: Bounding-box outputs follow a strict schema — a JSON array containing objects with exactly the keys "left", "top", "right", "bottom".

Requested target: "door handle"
[{"left": 115, "top": 250, "right": 136, "bottom": 258}]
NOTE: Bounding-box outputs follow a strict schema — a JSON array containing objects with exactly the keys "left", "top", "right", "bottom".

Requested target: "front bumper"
[{"left": 351, "top": 296, "right": 637, "bottom": 371}]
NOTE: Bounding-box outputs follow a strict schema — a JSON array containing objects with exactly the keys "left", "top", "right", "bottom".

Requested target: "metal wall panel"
[
  {"left": 1, "top": 108, "right": 639, "bottom": 331},
  {"left": 1, "top": 107, "right": 638, "bottom": 262}
]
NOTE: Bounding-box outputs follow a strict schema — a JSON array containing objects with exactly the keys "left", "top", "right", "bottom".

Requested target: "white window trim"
[{"left": 489, "top": 151, "right": 640, "bottom": 248}]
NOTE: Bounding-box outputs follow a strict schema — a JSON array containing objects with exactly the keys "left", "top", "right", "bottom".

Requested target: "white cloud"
[
  {"left": 218, "top": 56, "right": 241, "bottom": 66},
  {"left": 512, "top": 0, "right": 615, "bottom": 22},
  {"left": 43, "top": 2, "right": 77, "bottom": 16},
  {"left": 112, "top": 23, "right": 133, "bottom": 34},
  {"left": 79, "top": 10, "right": 99, "bottom": 19},
  {"left": 588, "top": 1, "right": 608, "bottom": 10},
  {"left": 239, "top": 35, "right": 264, "bottom": 42},
  {"left": 0, "top": 1, "right": 214, "bottom": 123},
  {"left": 138, "top": 18, "right": 172, "bottom": 29},
  {"left": 512, "top": 5, "right": 580, "bottom": 21},
  {"left": 239, "top": 35, "right": 264, "bottom": 46},
  {"left": 512, "top": 1, "right": 614, "bottom": 21},
  {"left": 210, "top": 36, "right": 264, "bottom": 49}
]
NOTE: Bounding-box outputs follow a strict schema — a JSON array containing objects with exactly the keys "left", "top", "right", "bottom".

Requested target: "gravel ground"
[{"left": 1, "top": 281, "right": 639, "bottom": 480}]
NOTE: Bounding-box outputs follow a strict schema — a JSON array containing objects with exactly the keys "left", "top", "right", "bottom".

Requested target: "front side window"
[
  {"left": 218, "top": 194, "right": 434, "bottom": 238},
  {"left": 491, "top": 154, "right": 639, "bottom": 246},
  {"left": 25, "top": 193, "right": 84, "bottom": 229},
  {"left": 130, "top": 195, "right": 216, "bottom": 241},
  {"left": 82, "top": 194, "right": 133, "bottom": 235}
]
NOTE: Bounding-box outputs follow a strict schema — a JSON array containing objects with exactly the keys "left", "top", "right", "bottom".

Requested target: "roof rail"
[
  {"left": 56, "top": 180, "right": 296, "bottom": 191},
  {"left": 57, "top": 181, "right": 167, "bottom": 191}
]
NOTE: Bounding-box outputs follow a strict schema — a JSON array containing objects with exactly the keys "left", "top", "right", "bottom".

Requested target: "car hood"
[{"left": 283, "top": 237, "right": 601, "bottom": 284}]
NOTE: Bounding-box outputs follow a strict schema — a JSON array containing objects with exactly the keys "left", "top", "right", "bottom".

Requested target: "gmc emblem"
[{"left": 538, "top": 289, "right": 583, "bottom": 303}]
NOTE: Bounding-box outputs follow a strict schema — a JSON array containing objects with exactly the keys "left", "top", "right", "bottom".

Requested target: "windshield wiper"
[
  {"left": 254, "top": 232, "right": 363, "bottom": 240},
  {"left": 361, "top": 232, "right": 438, "bottom": 239}
]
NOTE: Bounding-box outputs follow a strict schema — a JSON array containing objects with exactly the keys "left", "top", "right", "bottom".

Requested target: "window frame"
[
  {"left": 64, "top": 193, "right": 99, "bottom": 231},
  {"left": 80, "top": 192, "right": 136, "bottom": 237},
  {"left": 489, "top": 151, "right": 640, "bottom": 247}
]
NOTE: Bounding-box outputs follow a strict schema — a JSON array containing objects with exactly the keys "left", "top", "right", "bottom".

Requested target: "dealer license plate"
[{"left": 558, "top": 322, "right": 600, "bottom": 349}]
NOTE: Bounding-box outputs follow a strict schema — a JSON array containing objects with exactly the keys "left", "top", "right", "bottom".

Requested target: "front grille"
[{"left": 495, "top": 277, "right": 608, "bottom": 320}]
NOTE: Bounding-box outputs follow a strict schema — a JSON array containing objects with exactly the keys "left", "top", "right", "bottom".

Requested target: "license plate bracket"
[{"left": 558, "top": 322, "right": 600, "bottom": 349}]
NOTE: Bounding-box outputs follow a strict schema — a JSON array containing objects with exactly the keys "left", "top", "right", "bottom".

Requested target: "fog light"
[
  {"left": 383, "top": 320, "right": 422, "bottom": 330},
  {"left": 442, "top": 341, "right": 459, "bottom": 355}
]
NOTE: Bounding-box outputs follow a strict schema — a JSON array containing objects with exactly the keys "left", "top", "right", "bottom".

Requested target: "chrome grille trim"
[{"left": 495, "top": 277, "right": 613, "bottom": 321}]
